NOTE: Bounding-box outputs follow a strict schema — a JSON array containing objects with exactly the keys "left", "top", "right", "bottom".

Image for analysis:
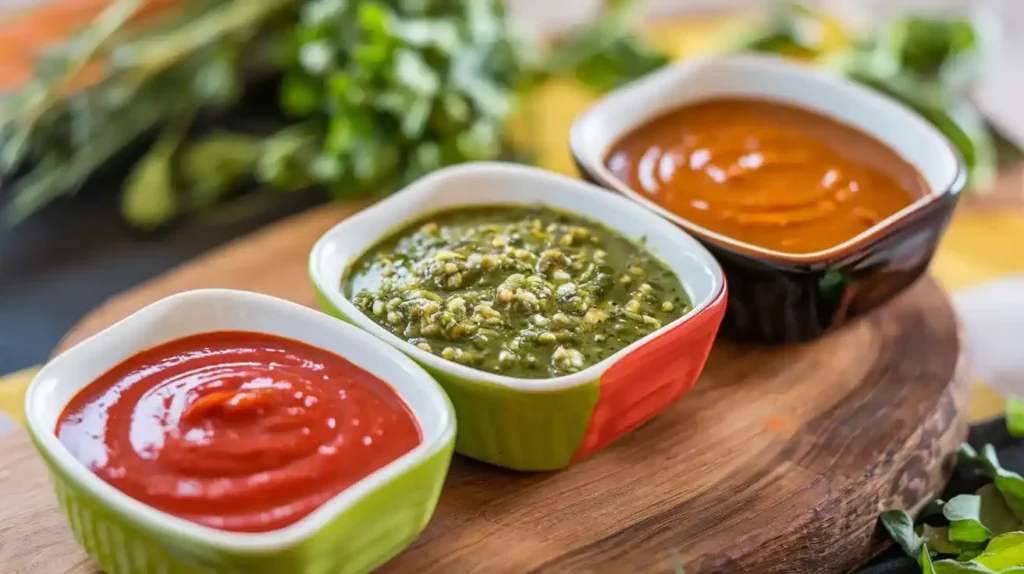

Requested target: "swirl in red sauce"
[
  {"left": 605, "top": 98, "right": 928, "bottom": 254},
  {"left": 57, "top": 331, "right": 421, "bottom": 533}
]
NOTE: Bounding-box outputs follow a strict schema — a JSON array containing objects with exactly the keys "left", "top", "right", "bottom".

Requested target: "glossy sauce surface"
[
  {"left": 344, "top": 206, "right": 689, "bottom": 379},
  {"left": 57, "top": 331, "right": 421, "bottom": 533},
  {"left": 606, "top": 99, "right": 929, "bottom": 254}
]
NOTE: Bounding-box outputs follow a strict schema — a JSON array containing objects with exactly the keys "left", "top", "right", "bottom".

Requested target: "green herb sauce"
[{"left": 344, "top": 205, "right": 690, "bottom": 378}]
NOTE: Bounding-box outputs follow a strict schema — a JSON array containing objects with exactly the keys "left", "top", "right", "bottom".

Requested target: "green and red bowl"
[
  {"left": 310, "top": 162, "right": 727, "bottom": 472},
  {"left": 25, "top": 290, "right": 456, "bottom": 574}
]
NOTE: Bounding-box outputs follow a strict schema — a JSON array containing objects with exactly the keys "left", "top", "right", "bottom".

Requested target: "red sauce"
[{"left": 57, "top": 331, "right": 421, "bottom": 533}]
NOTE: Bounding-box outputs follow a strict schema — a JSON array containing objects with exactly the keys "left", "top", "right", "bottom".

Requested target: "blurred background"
[{"left": 0, "top": 0, "right": 1021, "bottom": 401}]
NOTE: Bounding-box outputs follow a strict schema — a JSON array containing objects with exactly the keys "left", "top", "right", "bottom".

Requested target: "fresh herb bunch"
[
  {"left": 0, "top": 0, "right": 661, "bottom": 229},
  {"left": 539, "top": 0, "right": 670, "bottom": 93},
  {"left": 732, "top": 1, "right": 1010, "bottom": 191},
  {"left": 267, "top": 0, "right": 527, "bottom": 197},
  {"left": 841, "top": 11, "right": 998, "bottom": 191},
  {"left": 879, "top": 398, "right": 1024, "bottom": 573},
  {"left": 176, "top": 0, "right": 668, "bottom": 215},
  {"left": 877, "top": 15, "right": 985, "bottom": 91},
  {"left": 11, "top": 0, "right": 1003, "bottom": 230},
  {"left": 724, "top": 1, "right": 850, "bottom": 59},
  {"left": 0, "top": 0, "right": 298, "bottom": 228}
]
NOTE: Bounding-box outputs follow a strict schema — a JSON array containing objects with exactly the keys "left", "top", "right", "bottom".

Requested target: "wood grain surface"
[{"left": 0, "top": 201, "right": 969, "bottom": 574}]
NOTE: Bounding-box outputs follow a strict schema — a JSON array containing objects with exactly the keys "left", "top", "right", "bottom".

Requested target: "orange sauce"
[{"left": 605, "top": 99, "right": 928, "bottom": 254}]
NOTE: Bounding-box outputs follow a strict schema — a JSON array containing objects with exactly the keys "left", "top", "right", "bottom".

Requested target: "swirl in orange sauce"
[{"left": 605, "top": 99, "right": 928, "bottom": 254}]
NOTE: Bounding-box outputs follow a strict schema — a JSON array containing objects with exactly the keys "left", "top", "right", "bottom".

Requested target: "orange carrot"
[{"left": 0, "top": 0, "right": 185, "bottom": 90}]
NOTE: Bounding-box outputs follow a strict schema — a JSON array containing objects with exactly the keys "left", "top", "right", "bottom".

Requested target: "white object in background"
[
  {"left": 954, "top": 275, "right": 1024, "bottom": 397},
  {"left": 974, "top": 0, "right": 1024, "bottom": 150},
  {"left": 759, "top": 0, "right": 1024, "bottom": 150}
]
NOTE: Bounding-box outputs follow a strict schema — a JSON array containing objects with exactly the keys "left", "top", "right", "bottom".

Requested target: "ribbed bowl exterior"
[{"left": 32, "top": 428, "right": 454, "bottom": 574}]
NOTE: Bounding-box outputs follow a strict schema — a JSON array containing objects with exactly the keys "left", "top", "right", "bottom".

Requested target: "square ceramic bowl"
[
  {"left": 571, "top": 54, "right": 966, "bottom": 344},
  {"left": 24, "top": 289, "right": 456, "bottom": 574},
  {"left": 310, "top": 162, "right": 727, "bottom": 472}
]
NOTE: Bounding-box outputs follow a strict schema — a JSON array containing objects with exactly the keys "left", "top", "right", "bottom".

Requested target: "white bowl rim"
[
  {"left": 309, "top": 161, "right": 727, "bottom": 393},
  {"left": 24, "top": 288, "right": 456, "bottom": 552},
  {"left": 569, "top": 53, "right": 968, "bottom": 265}
]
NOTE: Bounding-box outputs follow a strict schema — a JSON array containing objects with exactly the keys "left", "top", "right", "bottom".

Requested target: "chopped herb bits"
[{"left": 344, "top": 206, "right": 690, "bottom": 378}]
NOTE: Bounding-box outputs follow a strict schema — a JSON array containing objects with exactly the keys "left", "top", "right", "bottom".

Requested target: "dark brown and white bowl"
[{"left": 570, "top": 54, "right": 966, "bottom": 343}]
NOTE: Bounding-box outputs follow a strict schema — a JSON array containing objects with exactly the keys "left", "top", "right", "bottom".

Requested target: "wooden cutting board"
[{"left": 0, "top": 201, "right": 969, "bottom": 574}]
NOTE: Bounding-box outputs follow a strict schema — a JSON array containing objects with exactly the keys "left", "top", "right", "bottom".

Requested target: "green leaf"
[
  {"left": 1008, "top": 396, "right": 1024, "bottom": 438},
  {"left": 921, "top": 544, "right": 936, "bottom": 574},
  {"left": 406, "top": 142, "right": 441, "bottom": 179},
  {"left": 3, "top": 0, "right": 287, "bottom": 224},
  {"left": 280, "top": 73, "right": 320, "bottom": 117},
  {"left": 464, "top": 0, "right": 503, "bottom": 44},
  {"left": 437, "top": 91, "right": 470, "bottom": 129},
  {"left": 310, "top": 153, "right": 345, "bottom": 183},
  {"left": 324, "top": 110, "right": 374, "bottom": 155},
  {"left": 179, "top": 131, "right": 260, "bottom": 209},
  {"left": 880, "top": 510, "right": 924, "bottom": 557},
  {"left": 4, "top": 94, "right": 169, "bottom": 224},
  {"left": 959, "top": 549, "right": 985, "bottom": 562},
  {"left": 961, "top": 442, "right": 983, "bottom": 464},
  {"left": 301, "top": 0, "right": 348, "bottom": 27},
  {"left": 300, "top": 40, "right": 335, "bottom": 75},
  {"left": 891, "top": 16, "right": 981, "bottom": 90},
  {"left": 455, "top": 120, "right": 500, "bottom": 161},
  {"left": 11, "top": 0, "right": 144, "bottom": 137},
  {"left": 396, "top": 18, "right": 461, "bottom": 53},
  {"left": 121, "top": 157, "right": 178, "bottom": 230},
  {"left": 975, "top": 532, "right": 1024, "bottom": 571},
  {"left": 944, "top": 495, "right": 994, "bottom": 546},
  {"left": 358, "top": 1, "right": 391, "bottom": 36},
  {"left": 120, "top": 116, "right": 190, "bottom": 230},
  {"left": 848, "top": 70, "right": 997, "bottom": 191},
  {"left": 271, "top": 0, "right": 526, "bottom": 198},
  {"left": 113, "top": 0, "right": 294, "bottom": 73},
  {"left": 978, "top": 484, "right": 1023, "bottom": 536},
  {"left": 191, "top": 40, "right": 245, "bottom": 107},
  {"left": 932, "top": 561, "right": 994, "bottom": 573},
  {"left": 722, "top": 1, "right": 828, "bottom": 58},
  {"left": 450, "top": 50, "right": 512, "bottom": 120},
  {"left": 255, "top": 125, "right": 320, "bottom": 192},
  {"left": 571, "top": 36, "right": 670, "bottom": 93},
  {"left": 539, "top": 0, "right": 669, "bottom": 92},
  {"left": 922, "top": 525, "right": 961, "bottom": 556},
  {"left": 394, "top": 49, "right": 440, "bottom": 96},
  {"left": 961, "top": 444, "right": 1024, "bottom": 521},
  {"left": 401, "top": 97, "right": 433, "bottom": 139}
]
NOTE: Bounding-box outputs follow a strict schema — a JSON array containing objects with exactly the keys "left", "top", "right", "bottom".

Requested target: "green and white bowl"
[{"left": 24, "top": 289, "right": 456, "bottom": 574}]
